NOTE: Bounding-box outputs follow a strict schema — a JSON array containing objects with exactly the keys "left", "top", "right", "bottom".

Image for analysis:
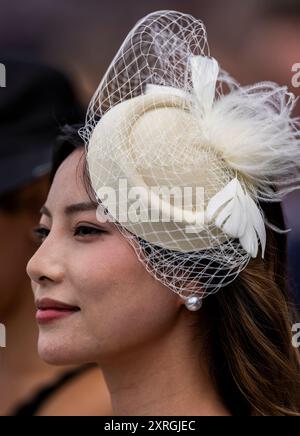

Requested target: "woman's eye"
[
  {"left": 74, "top": 225, "right": 104, "bottom": 237},
  {"left": 31, "top": 225, "right": 104, "bottom": 245},
  {"left": 32, "top": 226, "right": 49, "bottom": 244}
]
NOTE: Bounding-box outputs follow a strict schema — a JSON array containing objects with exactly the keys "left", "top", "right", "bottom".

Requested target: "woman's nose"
[{"left": 26, "top": 236, "right": 65, "bottom": 285}]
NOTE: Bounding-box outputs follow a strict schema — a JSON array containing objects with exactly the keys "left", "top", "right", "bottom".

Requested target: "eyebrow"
[{"left": 40, "top": 201, "right": 98, "bottom": 218}]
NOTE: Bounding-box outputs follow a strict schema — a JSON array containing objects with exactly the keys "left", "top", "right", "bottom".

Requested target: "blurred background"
[
  {"left": 0, "top": 0, "right": 299, "bottom": 106},
  {"left": 0, "top": 0, "right": 299, "bottom": 415}
]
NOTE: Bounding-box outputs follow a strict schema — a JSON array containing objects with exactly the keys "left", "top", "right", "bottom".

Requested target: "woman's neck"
[{"left": 100, "top": 309, "right": 230, "bottom": 416}]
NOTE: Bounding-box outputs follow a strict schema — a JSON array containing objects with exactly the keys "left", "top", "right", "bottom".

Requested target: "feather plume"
[{"left": 206, "top": 178, "right": 266, "bottom": 258}]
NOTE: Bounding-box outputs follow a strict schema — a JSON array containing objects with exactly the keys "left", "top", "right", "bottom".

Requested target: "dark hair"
[
  {"left": 202, "top": 201, "right": 300, "bottom": 416},
  {"left": 50, "top": 124, "right": 96, "bottom": 205},
  {"left": 50, "top": 124, "right": 85, "bottom": 182}
]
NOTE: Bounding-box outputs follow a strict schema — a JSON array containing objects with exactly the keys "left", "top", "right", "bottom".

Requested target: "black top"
[{"left": 12, "top": 364, "right": 95, "bottom": 416}]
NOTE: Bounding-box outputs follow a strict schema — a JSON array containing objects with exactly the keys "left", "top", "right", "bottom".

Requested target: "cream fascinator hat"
[{"left": 80, "top": 11, "right": 300, "bottom": 310}]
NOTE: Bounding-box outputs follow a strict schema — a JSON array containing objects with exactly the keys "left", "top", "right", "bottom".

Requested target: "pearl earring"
[{"left": 184, "top": 294, "right": 202, "bottom": 311}]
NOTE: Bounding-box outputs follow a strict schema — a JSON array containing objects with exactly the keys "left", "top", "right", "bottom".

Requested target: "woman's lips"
[{"left": 36, "top": 298, "right": 80, "bottom": 324}]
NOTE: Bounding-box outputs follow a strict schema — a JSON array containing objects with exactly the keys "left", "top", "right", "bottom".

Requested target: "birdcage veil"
[{"left": 79, "top": 10, "right": 300, "bottom": 310}]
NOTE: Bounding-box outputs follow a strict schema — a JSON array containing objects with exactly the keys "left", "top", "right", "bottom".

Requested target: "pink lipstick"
[{"left": 36, "top": 298, "right": 80, "bottom": 324}]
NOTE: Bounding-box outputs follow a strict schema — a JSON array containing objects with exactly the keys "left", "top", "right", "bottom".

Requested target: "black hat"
[{"left": 0, "top": 57, "right": 83, "bottom": 194}]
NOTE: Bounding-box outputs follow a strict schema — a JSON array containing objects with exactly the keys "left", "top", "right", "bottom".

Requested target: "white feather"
[
  {"left": 206, "top": 178, "right": 266, "bottom": 258},
  {"left": 190, "top": 56, "right": 219, "bottom": 116},
  {"left": 242, "top": 192, "right": 266, "bottom": 258},
  {"left": 146, "top": 56, "right": 300, "bottom": 204},
  {"left": 206, "top": 178, "right": 247, "bottom": 238},
  {"left": 239, "top": 222, "right": 259, "bottom": 258},
  {"left": 197, "top": 81, "right": 300, "bottom": 201}
]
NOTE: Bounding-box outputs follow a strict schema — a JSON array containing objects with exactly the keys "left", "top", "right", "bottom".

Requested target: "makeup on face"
[{"left": 35, "top": 298, "right": 80, "bottom": 324}]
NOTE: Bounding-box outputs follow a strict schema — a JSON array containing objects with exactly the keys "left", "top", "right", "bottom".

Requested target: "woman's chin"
[{"left": 37, "top": 336, "right": 88, "bottom": 366}]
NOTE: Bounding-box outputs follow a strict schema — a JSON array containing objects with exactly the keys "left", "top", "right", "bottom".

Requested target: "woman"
[{"left": 26, "top": 11, "right": 300, "bottom": 416}]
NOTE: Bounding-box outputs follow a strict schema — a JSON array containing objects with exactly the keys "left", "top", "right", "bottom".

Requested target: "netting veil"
[{"left": 79, "top": 10, "right": 300, "bottom": 309}]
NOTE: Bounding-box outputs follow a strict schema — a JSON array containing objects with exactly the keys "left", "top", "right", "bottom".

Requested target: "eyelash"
[{"left": 32, "top": 225, "right": 104, "bottom": 244}]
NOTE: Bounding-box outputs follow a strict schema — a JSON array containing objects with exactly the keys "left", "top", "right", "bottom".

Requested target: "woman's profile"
[{"left": 27, "top": 11, "right": 300, "bottom": 416}]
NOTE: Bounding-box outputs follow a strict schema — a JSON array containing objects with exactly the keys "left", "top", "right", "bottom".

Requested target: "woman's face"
[{"left": 27, "top": 148, "right": 181, "bottom": 365}]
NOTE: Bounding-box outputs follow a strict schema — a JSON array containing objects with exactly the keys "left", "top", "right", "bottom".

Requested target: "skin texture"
[
  {"left": 0, "top": 176, "right": 111, "bottom": 416},
  {"left": 27, "top": 148, "right": 230, "bottom": 416}
]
